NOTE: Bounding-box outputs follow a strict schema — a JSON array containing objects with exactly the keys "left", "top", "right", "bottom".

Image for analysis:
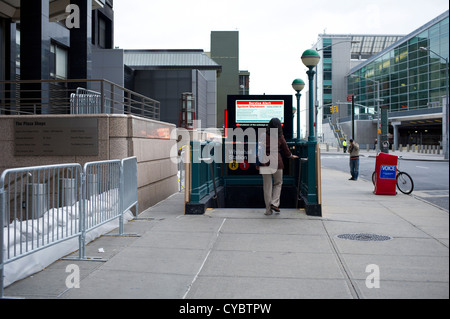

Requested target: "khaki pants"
[{"left": 262, "top": 169, "right": 283, "bottom": 214}]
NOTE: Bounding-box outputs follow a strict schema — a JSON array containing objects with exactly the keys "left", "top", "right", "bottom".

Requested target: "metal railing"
[
  {"left": 0, "top": 79, "right": 160, "bottom": 121},
  {"left": 0, "top": 157, "right": 138, "bottom": 298},
  {"left": 70, "top": 87, "right": 112, "bottom": 114}
]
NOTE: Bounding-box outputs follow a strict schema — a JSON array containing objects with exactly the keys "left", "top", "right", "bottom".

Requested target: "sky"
[{"left": 114, "top": 0, "right": 449, "bottom": 99}]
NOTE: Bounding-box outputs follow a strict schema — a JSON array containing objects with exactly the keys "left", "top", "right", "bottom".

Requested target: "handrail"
[{"left": 0, "top": 79, "right": 160, "bottom": 121}]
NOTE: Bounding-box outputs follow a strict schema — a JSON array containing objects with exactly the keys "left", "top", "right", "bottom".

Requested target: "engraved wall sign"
[{"left": 14, "top": 118, "right": 99, "bottom": 156}]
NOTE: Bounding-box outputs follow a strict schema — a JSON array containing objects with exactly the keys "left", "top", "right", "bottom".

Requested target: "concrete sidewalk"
[{"left": 3, "top": 168, "right": 449, "bottom": 299}]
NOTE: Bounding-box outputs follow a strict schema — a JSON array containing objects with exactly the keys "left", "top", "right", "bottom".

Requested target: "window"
[
  {"left": 50, "top": 43, "right": 68, "bottom": 80},
  {"left": 97, "top": 13, "right": 113, "bottom": 49},
  {"left": 16, "top": 28, "right": 20, "bottom": 70},
  {"left": 323, "top": 85, "right": 332, "bottom": 95},
  {"left": 99, "top": 17, "right": 106, "bottom": 49}
]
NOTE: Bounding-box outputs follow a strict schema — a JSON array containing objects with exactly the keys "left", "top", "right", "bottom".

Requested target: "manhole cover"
[{"left": 336, "top": 233, "right": 393, "bottom": 242}]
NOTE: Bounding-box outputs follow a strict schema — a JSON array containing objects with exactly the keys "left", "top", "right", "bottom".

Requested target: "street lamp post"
[
  {"left": 301, "top": 49, "right": 321, "bottom": 142},
  {"left": 298, "top": 49, "right": 321, "bottom": 217},
  {"left": 292, "top": 79, "right": 305, "bottom": 141},
  {"left": 420, "top": 47, "right": 449, "bottom": 160}
]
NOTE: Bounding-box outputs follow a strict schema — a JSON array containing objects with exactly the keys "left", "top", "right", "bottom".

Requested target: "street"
[{"left": 321, "top": 154, "right": 449, "bottom": 212}]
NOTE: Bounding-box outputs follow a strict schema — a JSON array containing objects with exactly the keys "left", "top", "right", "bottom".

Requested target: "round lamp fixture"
[
  {"left": 301, "top": 49, "right": 321, "bottom": 68},
  {"left": 292, "top": 79, "right": 305, "bottom": 92}
]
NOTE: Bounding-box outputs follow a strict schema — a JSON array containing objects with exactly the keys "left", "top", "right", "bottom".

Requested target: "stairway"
[{"left": 328, "top": 119, "right": 348, "bottom": 147}]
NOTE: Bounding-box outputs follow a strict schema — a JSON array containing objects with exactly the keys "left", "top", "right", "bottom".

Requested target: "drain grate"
[{"left": 336, "top": 233, "right": 393, "bottom": 242}]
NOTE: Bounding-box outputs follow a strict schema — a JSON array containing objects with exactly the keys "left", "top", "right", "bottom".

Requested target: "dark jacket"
[{"left": 261, "top": 133, "right": 292, "bottom": 170}]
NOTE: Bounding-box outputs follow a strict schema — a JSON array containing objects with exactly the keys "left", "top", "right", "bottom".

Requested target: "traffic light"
[{"left": 330, "top": 106, "right": 339, "bottom": 113}]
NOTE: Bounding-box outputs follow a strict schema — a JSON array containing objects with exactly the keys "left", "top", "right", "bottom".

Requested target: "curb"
[{"left": 321, "top": 151, "right": 447, "bottom": 162}]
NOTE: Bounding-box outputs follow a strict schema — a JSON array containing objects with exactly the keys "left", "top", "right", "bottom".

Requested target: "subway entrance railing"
[
  {"left": 0, "top": 157, "right": 138, "bottom": 298},
  {"left": 183, "top": 138, "right": 322, "bottom": 217}
]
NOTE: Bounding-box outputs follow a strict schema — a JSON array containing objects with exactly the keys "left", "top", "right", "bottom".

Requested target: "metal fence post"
[
  {"left": 119, "top": 162, "right": 125, "bottom": 235},
  {"left": 127, "top": 92, "right": 132, "bottom": 114},
  {"left": 79, "top": 172, "right": 87, "bottom": 260},
  {"left": 106, "top": 157, "right": 139, "bottom": 237},
  {"left": 110, "top": 82, "right": 114, "bottom": 114},
  {"left": 100, "top": 81, "right": 105, "bottom": 114},
  {"left": 1, "top": 187, "right": 5, "bottom": 299}
]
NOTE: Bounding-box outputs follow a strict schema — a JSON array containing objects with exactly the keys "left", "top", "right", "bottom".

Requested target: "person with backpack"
[{"left": 256, "top": 118, "right": 298, "bottom": 215}]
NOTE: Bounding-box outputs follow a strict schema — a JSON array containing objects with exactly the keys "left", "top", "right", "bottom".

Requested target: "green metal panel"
[{"left": 188, "top": 139, "right": 320, "bottom": 215}]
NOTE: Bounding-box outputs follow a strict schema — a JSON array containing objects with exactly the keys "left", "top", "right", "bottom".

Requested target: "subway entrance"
[{"left": 183, "top": 95, "right": 322, "bottom": 217}]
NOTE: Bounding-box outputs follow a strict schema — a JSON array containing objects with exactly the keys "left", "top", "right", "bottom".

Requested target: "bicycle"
[{"left": 372, "top": 156, "right": 414, "bottom": 195}]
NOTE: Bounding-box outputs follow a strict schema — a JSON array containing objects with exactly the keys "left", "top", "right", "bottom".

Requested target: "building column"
[
  {"left": 443, "top": 96, "right": 448, "bottom": 158},
  {"left": 20, "top": 0, "right": 50, "bottom": 114},
  {"left": 392, "top": 122, "right": 401, "bottom": 151},
  {"left": 69, "top": 0, "right": 92, "bottom": 83}
]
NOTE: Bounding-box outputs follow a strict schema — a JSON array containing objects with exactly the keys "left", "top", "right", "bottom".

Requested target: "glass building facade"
[
  {"left": 347, "top": 11, "right": 449, "bottom": 146},
  {"left": 316, "top": 34, "right": 404, "bottom": 120}
]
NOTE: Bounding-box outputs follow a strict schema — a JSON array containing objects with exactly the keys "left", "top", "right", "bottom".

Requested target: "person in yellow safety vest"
[{"left": 342, "top": 140, "right": 348, "bottom": 153}]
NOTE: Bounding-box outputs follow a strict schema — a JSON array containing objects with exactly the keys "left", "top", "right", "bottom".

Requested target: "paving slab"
[{"left": 186, "top": 276, "right": 354, "bottom": 299}]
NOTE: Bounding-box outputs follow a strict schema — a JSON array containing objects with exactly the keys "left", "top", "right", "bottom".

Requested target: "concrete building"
[
  {"left": 210, "top": 31, "right": 240, "bottom": 129},
  {"left": 123, "top": 49, "right": 222, "bottom": 129}
]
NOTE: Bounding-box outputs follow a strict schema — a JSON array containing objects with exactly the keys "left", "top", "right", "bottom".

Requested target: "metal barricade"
[
  {"left": 83, "top": 160, "right": 121, "bottom": 232},
  {"left": 121, "top": 157, "right": 138, "bottom": 216},
  {"left": 71, "top": 157, "right": 140, "bottom": 261},
  {"left": 75, "top": 160, "right": 121, "bottom": 261},
  {"left": 1, "top": 164, "right": 83, "bottom": 298},
  {"left": 115, "top": 157, "right": 139, "bottom": 237},
  {"left": 1, "top": 157, "right": 140, "bottom": 297},
  {"left": 70, "top": 87, "right": 111, "bottom": 114}
]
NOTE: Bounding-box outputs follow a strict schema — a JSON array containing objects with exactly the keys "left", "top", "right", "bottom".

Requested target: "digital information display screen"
[
  {"left": 227, "top": 95, "right": 293, "bottom": 140},
  {"left": 236, "top": 100, "right": 285, "bottom": 124}
]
